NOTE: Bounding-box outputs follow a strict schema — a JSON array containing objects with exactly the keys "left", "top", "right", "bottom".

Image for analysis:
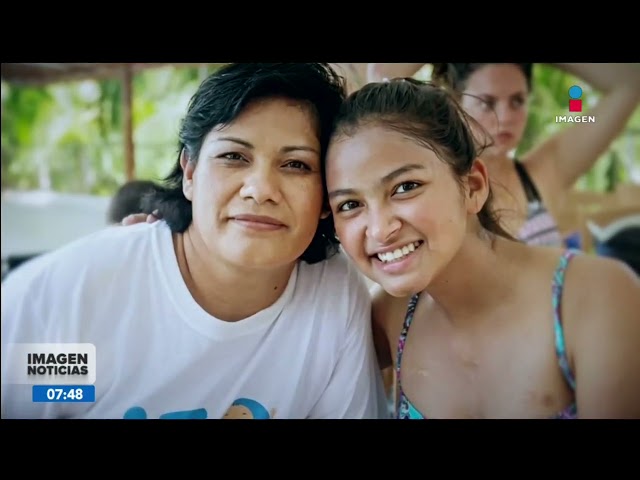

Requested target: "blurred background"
[{"left": 1, "top": 63, "right": 639, "bottom": 277}]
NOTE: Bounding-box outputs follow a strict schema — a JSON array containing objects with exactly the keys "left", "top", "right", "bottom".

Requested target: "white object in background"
[
  {"left": 1, "top": 189, "right": 111, "bottom": 259},
  {"left": 586, "top": 214, "right": 640, "bottom": 243}
]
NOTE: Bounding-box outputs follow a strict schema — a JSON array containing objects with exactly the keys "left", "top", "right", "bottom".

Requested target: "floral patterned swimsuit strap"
[{"left": 396, "top": 293, "right": 425, "bottom": 419}]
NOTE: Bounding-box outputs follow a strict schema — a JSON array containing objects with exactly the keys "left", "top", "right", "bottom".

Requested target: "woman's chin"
[{"left": 379, "top": 278, "right": 425, "bottom": 299}]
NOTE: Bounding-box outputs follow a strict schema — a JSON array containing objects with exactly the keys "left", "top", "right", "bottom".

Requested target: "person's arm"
[
  {"left": 574, "top": 257, "right": 640, "bottom": 418},
  {"left": 525, "top": 63, "right": 640, "bottom": 204},
  {"left": 307, "top": 274, "right": 388, "bottom": 419},
  {"left": 121, "top": 211, "right": 160, "bottom": 225},
  {"left": 367, "top": 63, "right": 427, "bottom": 83}
]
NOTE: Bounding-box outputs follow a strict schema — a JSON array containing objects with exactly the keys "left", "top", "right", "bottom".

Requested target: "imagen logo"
[
  {"left": 569, "top": 85, "right": 583, "bottom": 112},
  {"left": 555, "top": 85, "right": 596, "bottom": 124},
  {"left": 2, "top": 343, "right": 96, "bottom": 385}
]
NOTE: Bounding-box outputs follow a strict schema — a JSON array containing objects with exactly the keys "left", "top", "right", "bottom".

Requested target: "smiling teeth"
[{"left": 377, "top": 241, "right": 422, "bottom": 263}]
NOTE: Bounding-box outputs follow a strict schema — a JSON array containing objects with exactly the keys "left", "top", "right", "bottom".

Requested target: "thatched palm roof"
[{"left": 1, "top": 63, "right": 217, "bottom": 86}]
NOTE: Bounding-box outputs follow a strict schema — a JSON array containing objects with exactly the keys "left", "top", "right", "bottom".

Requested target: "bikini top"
[{"left": 396, "top": 250, "right": 579, "bottom": 419}]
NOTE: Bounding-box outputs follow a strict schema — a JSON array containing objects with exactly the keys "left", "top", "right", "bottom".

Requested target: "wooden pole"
[{"left": 122, "top": 65, "right": 135, "bottom": 181}]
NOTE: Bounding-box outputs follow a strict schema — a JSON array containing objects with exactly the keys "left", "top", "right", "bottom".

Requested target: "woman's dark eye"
[
  {"left": 221, "top": 152, "right": 245, "bottom": 161},
  {"left": 338, "top": 200, "right": 359, "bottom": 212},
  {"left": 284, "top": 160, "right": 310, "bottom": 170},
  {"left": 394, "top": 182, "right": 419, "bottom": 194}
]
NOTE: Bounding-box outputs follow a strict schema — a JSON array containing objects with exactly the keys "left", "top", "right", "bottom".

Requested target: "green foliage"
[
  {"left": 1, "top": 63, "right": 638, "bottom": 197},
  {"left": 518, "top": 64, "right": 640, "bottom": 192},
  {"left": 1, "top": 66, "right": 210, "bottom": 195}
]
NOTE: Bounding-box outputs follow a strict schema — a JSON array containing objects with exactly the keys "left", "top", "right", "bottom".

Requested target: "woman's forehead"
[{"left": 205, "top": 98, "right": 321, "bottom": 149}]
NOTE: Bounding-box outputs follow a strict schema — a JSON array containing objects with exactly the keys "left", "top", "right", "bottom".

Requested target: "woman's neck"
[
  {"left": 174, "top": 229, "right": 296, "bottom": 322},
  {"left": 423, "top": 234, "right": 523, "bottom": 327}
]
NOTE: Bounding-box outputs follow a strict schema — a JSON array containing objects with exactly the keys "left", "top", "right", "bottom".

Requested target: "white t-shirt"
[{"left": 1, "top": 221, "right": 386, "bottom": 419}]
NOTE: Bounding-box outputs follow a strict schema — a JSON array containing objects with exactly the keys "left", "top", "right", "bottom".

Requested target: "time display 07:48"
[{"left": 32, "top": 385, "right": 95, "bottom": 402}]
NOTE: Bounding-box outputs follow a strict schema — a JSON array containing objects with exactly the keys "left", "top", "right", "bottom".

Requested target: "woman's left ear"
[
  {"left": 181, "top": 148, "right": 195, "bottom": 201},
  {"left": 465, "top": 158, "right": 490, "bottom": 214}
]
